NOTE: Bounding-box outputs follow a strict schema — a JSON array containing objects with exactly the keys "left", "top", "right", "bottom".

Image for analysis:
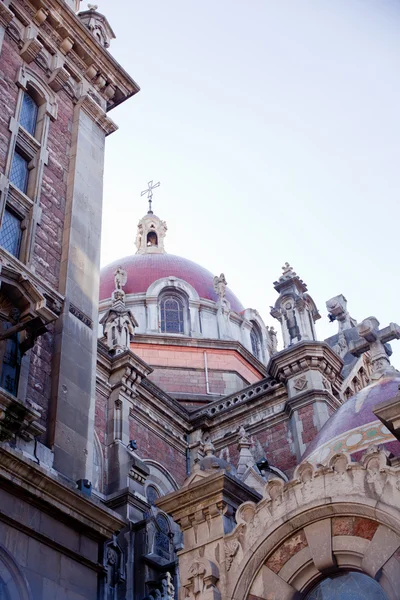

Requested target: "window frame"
[
  {"left": 250, "top": 320, "right": 262, "bottom": 360},
  {"left": 159, "top": 291, "right": 188, "bottom": 335},
  {"left": 0, "top": 68, "right": 57, "bottom": 265}
]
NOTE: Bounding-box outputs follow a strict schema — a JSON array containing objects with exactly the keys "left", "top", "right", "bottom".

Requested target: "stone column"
[{"left": 49, "top": 96, "right": 117, "bottom": 482}]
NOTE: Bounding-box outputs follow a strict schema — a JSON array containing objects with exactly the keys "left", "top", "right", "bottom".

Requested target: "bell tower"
[{"left": 136, "top": 179, "right": 167, "bottom": 254}]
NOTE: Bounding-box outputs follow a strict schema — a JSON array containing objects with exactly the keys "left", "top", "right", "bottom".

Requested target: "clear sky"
[{"left": 99, "top": 0, "right": 400, "bottom": 365}]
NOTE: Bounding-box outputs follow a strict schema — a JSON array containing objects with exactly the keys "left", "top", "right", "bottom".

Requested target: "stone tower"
[{"left": 0, "top": 0, "right": 139, "bottom": 597}]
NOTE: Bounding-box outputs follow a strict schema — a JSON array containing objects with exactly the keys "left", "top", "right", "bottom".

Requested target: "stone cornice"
[
  {"left": 0, "top": 446, "right": 126, "bottom": 538},
  {"left": 9, "top": 0, "right": 140, "bottom": 110},
  {"left": 97, "top": 343, "right": 153, "bottom": 383},
  {"left": 0, "top": 248, "right": 64, "bottom": 318},
  {"left": 77, "top": 94, "right": 118, "bottom": 135},
  {"left": 157, "top": 470, "right": 261, "bottom": 526},
  {"left": 285, "top": 388, "right": 342, "bottom": 415},
  {"left": 190, "top": 376, "right": 282, "bottom": 421},
  {"left": 269, "top": 341, "right": 343, "bottom": 386},
  {"left": 0, "top": 2, "right": 15, "bottom": 28},
  {"left": 0, "top": 387, "right": 45, "bottom": 441}
]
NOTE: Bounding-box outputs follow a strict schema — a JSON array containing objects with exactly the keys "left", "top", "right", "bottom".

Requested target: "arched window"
[
  {"left": 250, "top": 322, "right": 261, "bottom": 359},
  {"left": 155, "top": 514, "right": 170, "bottom": 560},
  {"left": 160, "top": 294, "right": 185, "bottom": 334},
  {"left": 19, "top": 91, "right": 38, "bottom": 136},
  {"left": 146, "top": 485, "right": 160, "bottom": 506},
  {"left": 305, "top": 571, "right": 388, "bottom": 600}
]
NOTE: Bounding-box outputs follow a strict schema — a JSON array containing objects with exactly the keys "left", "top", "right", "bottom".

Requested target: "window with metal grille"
[
  {"left": 0, "top": 208, "right": 23, "bottom": 257},
  {"left": 9, "top": 151, "right": 29, "bottom": 193},
  {"left": 160, "top": 295, "right": 184, "bottom": 334},
  {"left": 20, "top": 92, "right": 38, "bottom": 136},
  {"left": 250, "top": 325, "right": 261, "bottom": 359}
]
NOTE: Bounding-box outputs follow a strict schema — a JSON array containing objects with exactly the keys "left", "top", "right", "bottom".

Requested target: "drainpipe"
[
  {"left": 204, "top": 351, "right": 211, "bottom": 395},
  {"left": 184, "top": 434, "right": 190, "bottom": 477}
]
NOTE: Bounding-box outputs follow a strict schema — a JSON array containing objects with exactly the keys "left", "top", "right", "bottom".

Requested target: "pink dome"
[
  {"left": 302, "top": 375, "right": 400, "bottom": 464},
  {"left": 100, "top": 253, "right": 245, "bottom": 313}
]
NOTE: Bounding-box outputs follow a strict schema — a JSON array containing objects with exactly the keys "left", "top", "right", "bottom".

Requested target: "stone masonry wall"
[{"left": 0, "top": 485, "right": 100, "bottom": 600}]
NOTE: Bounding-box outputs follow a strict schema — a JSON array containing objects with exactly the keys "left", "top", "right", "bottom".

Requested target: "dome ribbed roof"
[
  {"left": 302, "top": 375, "right": 400, "bottom": 464},
  {"left": 100, "top": 253, "right": 244, "bottom": 313}
]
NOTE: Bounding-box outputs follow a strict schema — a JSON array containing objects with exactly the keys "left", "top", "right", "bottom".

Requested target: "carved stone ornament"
[
  {"left": 219, "top": 447, "right": 400, "bottom": 590},
  {"left": 225, "top": 540, "right": 240, "bottom": 571},
  {"left": 213, "top": 274, "right": 227, "bottom": 301},
  {"left": 78, "top": 8, "right": 116, "bottom": 48},
  {"left": 293, "top": 375, "right": 308, "bottom": 392},
  {"left": 183, "top": 559, "right": 221, "bottom": 600},
  {"left": 100, "top": 268, "right": 138, "bottom": 354},
  {"left": 349, "top": 317, "right": 400, "bottom": 379}
]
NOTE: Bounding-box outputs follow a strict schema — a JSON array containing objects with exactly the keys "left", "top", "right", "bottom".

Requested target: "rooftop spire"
[{"left": 140, "top": 180, "right": 160, "bottom": 214}]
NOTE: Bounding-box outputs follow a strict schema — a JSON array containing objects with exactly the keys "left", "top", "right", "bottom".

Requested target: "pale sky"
[{"left": 99, "top": 0, "right": 400, "bottom": 365}]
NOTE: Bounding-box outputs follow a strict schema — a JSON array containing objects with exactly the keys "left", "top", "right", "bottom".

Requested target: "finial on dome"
[{"left": 141, "top": 180, "right": 160, "bottom": 215}]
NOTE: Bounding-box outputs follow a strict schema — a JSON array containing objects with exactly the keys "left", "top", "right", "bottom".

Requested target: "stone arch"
[
  {"left": 146, "top": 277, "right": 200, "bottom": 336},
  {"left": 227, "top": 452, "right": 400, "bottom": 600},
  {"left": 230, "top": 504, "right": 400, "bottom": 600},
  {"left": 143, "top": 459, "right": 179, "bottom": 497},
  {"left": 17, "top": 66, "right": 58, "bottom": 120},
  {"left": 0, "top": 544, "right": 32, "bottom": 600},
  {"left": 146, "top": 277, "right": 199, "bottom": 303}
]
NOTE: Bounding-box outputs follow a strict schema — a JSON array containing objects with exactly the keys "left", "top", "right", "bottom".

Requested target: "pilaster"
[
  {"left": 49, "top": 99, "right": 116, "bottom": 482},
  {"left": 158, "top": 469, "right": 260, "bottom": 600}
]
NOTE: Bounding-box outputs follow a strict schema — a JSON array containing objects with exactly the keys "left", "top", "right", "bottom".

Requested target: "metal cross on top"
[
  {"left": 141, "top": 180, "right": 160, "bottom": 214},
  {"left": 349, "top": 317, "right": 400, "bottom": 378}
]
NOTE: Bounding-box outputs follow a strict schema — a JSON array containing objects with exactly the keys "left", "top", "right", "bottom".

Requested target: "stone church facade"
[{"left": 1, "top": 2, "right": 400, "bottom": 599}]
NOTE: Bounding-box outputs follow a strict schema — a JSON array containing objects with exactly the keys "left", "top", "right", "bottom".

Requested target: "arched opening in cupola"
[{"left": 147, "top": 231, "right": 158, "bottom": 246}]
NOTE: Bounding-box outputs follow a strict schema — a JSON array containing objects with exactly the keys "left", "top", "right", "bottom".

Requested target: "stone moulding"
[
  {"left": 0, "top": 387, "right": 44, "bottom": 441},
  {"left": 8, "top": 0, "right": 140, "bottom": 110},
  {"left": 0, "top": 445, "right": 126, "bottom": 538},
  {"left": 225, "top": 447, "right": 400, "bottom": 600},
  {"left": 0, "top": 2, "right": 14, "bottom": 28}
]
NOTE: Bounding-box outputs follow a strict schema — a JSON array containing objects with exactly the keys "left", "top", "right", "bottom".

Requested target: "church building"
[{"left": 1, "top": 1, "right": 400, "bottom": 600}]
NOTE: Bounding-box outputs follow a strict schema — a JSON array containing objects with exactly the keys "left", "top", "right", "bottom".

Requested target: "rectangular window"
[
  {"left": 9, "top": 151, "right": 29, "bottom": 193},
  {"left": 20, "top": 92, "right": 38, "bottom": 136},
  {"left": 0, "top": 207, "right": 23, "bottom": 258}
]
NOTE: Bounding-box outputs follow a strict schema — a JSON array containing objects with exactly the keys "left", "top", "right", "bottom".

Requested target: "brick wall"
[
  {"left": 32, "top": 86, "right": 72, "bottom": 288},
  {"left": 149, "top": 366, "right": 247, "bottom": 397},
  {"left": 297, "top": 404, "right": 319, "bottom": 446},
  {"left": 133, "top": 344, "right": 263, "bottom": 384},
  {"left": 129, "top": 418, "right": 186, "bottom": 486},
  {"left": 0, "top": 39, "right": 18, "bottom": 172},
  {"left": 0, "top": 35, "right": 74, "bottom": 429},
  {"left": 218, "top": 420, "right": 298, "bottom": 477}
]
